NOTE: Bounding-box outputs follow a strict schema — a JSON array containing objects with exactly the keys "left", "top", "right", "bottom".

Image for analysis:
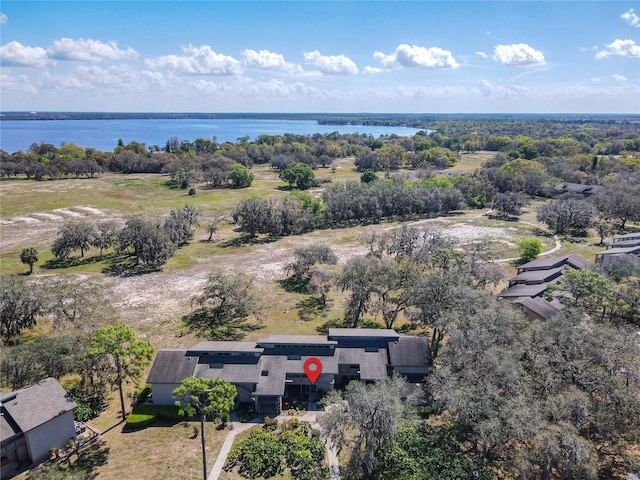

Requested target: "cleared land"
[{"left": 1, "top": 151, "right": 604, "bottom": 479}]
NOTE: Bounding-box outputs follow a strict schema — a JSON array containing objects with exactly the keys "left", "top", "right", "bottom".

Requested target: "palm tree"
[{"left": 20, "top": 247, "right": 38, "bottom": 274}]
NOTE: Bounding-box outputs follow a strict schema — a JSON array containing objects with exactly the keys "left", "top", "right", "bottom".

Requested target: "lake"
[{"left": 0, "top": 118, "right": 423, "bottom": 153}]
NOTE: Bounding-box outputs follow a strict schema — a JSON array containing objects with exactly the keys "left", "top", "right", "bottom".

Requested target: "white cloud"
[
  {"left": 477, "top": 79, "right": 532, "bottom": 97},
  {"left": 0, "top": 13, "right": 8, "bottom": 24},
  {"left": 493, "top": 43, "right": 545, "bottom": 66},
  {"left": 0, "top": 41, "right": 50, "bottom": 67},
  {"left": 621, "top": 8, "right": 640, "bottom": 27},
  {"left": 373, "top": 44, "right": 459, "bottom": 69},
  {"left": 303, "top": 50, "right": 358, "bottom": 75},
  {"left": 363, "top": 66, "right": 384, "bottom": 74},
  {"left": 241, "top": 49, "right": 302, "bottom": 74},
  {"left": 595, "top": 39, "right": 640, "bottom": 59},
  {"left": 146, "top": 45, "right": 241, "bottom": 75},
  {"left": 47, "top": 38, "right": 138, "bottom": 62},
  {"left": 475, "top": 51, "right": 488, "bottom": 59},
  {"left": 612, "top": 74, "right": 628, "bottom": 82}
]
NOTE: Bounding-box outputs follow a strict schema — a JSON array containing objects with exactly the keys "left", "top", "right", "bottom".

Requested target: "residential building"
[
  {"left": 147, "top": 329, "right": 429, "bottom": 416},
  {"left": 499, "top": 254, "right": 590, "bottom": 320},
  {"left": 1, "top": 378, "right": 77, "bottom": 478}
]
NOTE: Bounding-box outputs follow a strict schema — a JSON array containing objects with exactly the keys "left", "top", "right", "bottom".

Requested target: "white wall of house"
[
  {"left": 151, "top": 383, "right": 180, "bottom": 406},
  {"left": 24, "top": 411, "right": 75, "bottom": 464}
]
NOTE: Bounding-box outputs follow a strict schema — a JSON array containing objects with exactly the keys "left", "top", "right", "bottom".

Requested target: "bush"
[
  {"left": 125, "top": 412, "right": 156, "bottom": 429},
  {"left": 518, "top": 237, "right": 544, "bottom": 263}
]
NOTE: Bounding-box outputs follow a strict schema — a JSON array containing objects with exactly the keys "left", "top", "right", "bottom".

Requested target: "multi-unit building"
[
  {"left": 147, "top": 328, "right": 429, "bottom": 415},
  {"left": 498, "top": 254, "right": 591, "bottom": 320}
]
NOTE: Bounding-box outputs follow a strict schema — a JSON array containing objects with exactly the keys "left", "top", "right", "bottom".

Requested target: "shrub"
[
  {"left": 125, "top": 412, "right": 156, "bottom": 429},
  {"left": 132, "top": 384, "right": 152, "bottom": 407},
  {"left": 518, "top": 237, "right": 544, "bottom": 263}
]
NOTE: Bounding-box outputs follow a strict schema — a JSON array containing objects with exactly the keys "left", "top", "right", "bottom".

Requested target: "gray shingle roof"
[
  {"left": 388, "top": 337, "right": 429, "bottom": 368},
  {"left": 146, "top": 349, "right": 197, "bottom": 384},
  {"left": 596, "top": 246, "right": 640, "bottom": 256},
  {"left": 337, "top": 348, "right": 389, "bottom": 380},
  {"left": 328, "top": 328, "right": 399, "bottom": 338},
  {"left": 498, "top": 283, "right": 550, "bottom": 298},
  {"left": 256, "top": 335, "right": 337, "bottom": 345},
  {"left": 517, "top": 254, "right": 590, "bottom": 272},
  {"left": 613, "top": 232, "right": 640, "bottom": 241},
  {"left": 510, "top": 266, "right": 565, "bottom": 284},
  {"left": 513, "top": 297, "right": 563, "bottom": 320},
  {"left": 0, "top": 378, "right": 77, "bottom": 433},
  {"left": 194, "top": 362, "right": 262, "bottom": 384},
  {"left": 187, "top": 341, "right": 263, "bottom": 355}
]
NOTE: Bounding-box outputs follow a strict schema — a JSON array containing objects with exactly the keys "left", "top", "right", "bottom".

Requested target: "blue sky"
[{"left": 1, "top": 1, "right": 639, "bottom": 113}]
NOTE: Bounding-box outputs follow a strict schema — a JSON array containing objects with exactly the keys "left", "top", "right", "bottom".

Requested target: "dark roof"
[
  {"left": 1, "top": 407, "right": 21, "bottom": 442},
  {"left": 557, "top": 183, "right": 603, "bottom": 195},
  {"left": 517, "top": 254, "right": 589, "bottom": 272},
  {"left": 607, "top": 239, "right": 640, "bottom": 249},
  {"left": 194, "top": 362, "right": 261, "bottom": 384},
  {"left": 187, "top": 341, "right": 263, "bottom": 356},
  {"left": 388, "top": 337, "right": 429, "bottom": 368},
  {"left": 147, "top": 349, "right": 197, "bottom": 384},
  {"left": 0, "top": 378, "right": 77, "bottom": 433},
  {"left": 254, "top": 356, "right": 286, "bottom": 396},
  {"left": 498, "top": 283, "right": 550, "bottom": 298},
  {"left": 613, "top": 232, "right": 640, "bottom": 241},
  {"left": 596, "top": 246, "right": 640, "bottom": 256},
  {"left": 328, "top": 328, "right": 399, "bottom": 338},
  {"left": 513, "top": 297, "right": 563, "bottom": 320},
  {"left": 510, "top": 266, "right": 565, "bottom": 284},
  {"left": 257, "top": 335, "right": 337, "bottom": 346},
  {"left": 337, "top": 348, "right": 389, "bottom": 380}
]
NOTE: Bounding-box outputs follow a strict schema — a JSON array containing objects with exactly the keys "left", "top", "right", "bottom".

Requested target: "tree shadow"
[
  {"left": 487, "top": 214, "right": 519, "bottom": 222},
  {"left": 296, "top": 296, "right": 331, "bottom": 321},
  {"left": 316, "top": 318, "right": 348, "bottom": 334},
  {"left": 73, "top": 440, "right": 110, "bottom": 478},
  {"left": 42, "top": 253, "right": 110, "bottom": 270},
  {"left": 219, "top": 235, "right": 278, "bottom": 248},
  {"left": 101, "top": 254, "right": 162, "bottom": 276},
  {"left": 183, "top": 309, "right": 263, "bottom": 341},
  {"left": 279, "top": 277, "right": 309, "bottom": 293}
]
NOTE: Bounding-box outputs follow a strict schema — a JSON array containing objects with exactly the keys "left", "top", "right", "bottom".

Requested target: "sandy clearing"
[
  {"left": 76, "top": 206, "right": 105, "bottom": 215},
  {"left": 32, "top": 212, "right": 65, "bottom": 221},
  {"left": 12, "top": 216, "right": 42, "bottom": 224},
  {"left": 53, "top": 208, "right": 84, "bottom": 217}
]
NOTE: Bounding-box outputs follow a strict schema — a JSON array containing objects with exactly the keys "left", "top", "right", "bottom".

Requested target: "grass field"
[{"left": 2, "top": 151, "right": 618, "bottom": 480}]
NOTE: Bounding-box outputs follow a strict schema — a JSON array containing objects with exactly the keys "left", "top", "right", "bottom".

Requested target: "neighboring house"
[
  {"left": 1, "top": 378, "right": 77, "bottom": 478},
  {"left": 147, "top": 328, "right": 429, "bottom": 416},
  {"left": 612, "top": 232, "right": 640, "bottom": 244},
  {"left": 555, "top": 182, "right": 603, "bottom": 197},
  {"left": 595, "top": 245, "right": 640, "bottom": 267},
  {"left": 499, "top": 254, "right": 591, "bottom": 320}
]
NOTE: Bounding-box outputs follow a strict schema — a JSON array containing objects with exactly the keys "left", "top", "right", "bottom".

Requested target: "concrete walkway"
[{"left": 207, "top": 412, "right": 263, "bottom": 480}]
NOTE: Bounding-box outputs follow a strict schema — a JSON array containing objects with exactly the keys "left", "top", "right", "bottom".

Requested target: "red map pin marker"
[{"left": 304, "top": 357, "right": 322, "bottom": 384}]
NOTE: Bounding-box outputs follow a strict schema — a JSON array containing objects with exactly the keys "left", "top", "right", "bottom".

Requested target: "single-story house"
[
  {"left": 147, "top": 328, "right": 429, "bottom": 416},
  {"left": 595, "top": 245, "right": 640, "bottom": 267},
  {"left": 555, "top": 183, "right": 604, "bottom": 197},
  {"left": 1, "top": 378, "right": 77, "bottom": 478},
  {"left": 612, "top": 232, "right": 640, "bottom": 244}
]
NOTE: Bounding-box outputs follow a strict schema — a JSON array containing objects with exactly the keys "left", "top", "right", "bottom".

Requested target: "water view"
[{"left": 0, "top": 118, "right": 422, "bottom": 153}]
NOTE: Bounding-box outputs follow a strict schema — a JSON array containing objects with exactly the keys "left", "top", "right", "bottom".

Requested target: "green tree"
[
  {"left": 52, "top": 220, "right": 96, "bottom": 259},
  {"left": 360, "top": 169, "right": 378, "bottom": 183},
  {"left": 88, "top": 324, "right": 154, "bottom": 420},
  {"left": 91, "top": 221, "right": 118, "bottom": 256},
  {"left": 545, "top": 268, "right": 614, "bottom": 321},
  {"left": 517, "top": 237, "right": 543, "bottom": 263},
  {"left": 321, "top": 374, "right": 408, "bottom": 479},
  {"left": 1, "top": 275, "right": 45, "bottom": 344},
  {"left": 119, "top": 217, "right": 176, "bottom": 265},
  {"left": 20, "top": 247, "right": 38, "bottom": 274},
  {"left": 173, "top": 377, "right": 237, "bottom": 480},
  {"left": 232, "top": 197, "right": 272, "bottom": 238},
  {"left": 183, "top": 268, "right": 261, "bottom": 340},
  {"left": 279, "top": 162, "right": 318, "bottom": 190},
  {"left": 228, "top": 163, "right": 254, "bottom": 188}
]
